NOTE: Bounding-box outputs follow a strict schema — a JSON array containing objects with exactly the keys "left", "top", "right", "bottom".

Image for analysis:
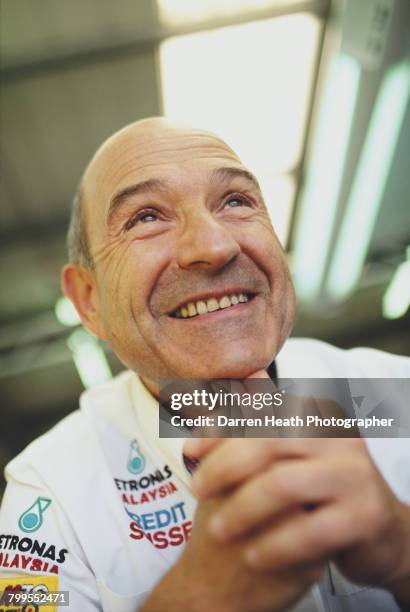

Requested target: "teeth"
[
  {"left": 219, "top": 296, "right": 231, "bottom": 309},
  {"left": 207, "top": 298, "right": 219, "bottom": 312},
  {"left": 175, "top": 293, "right": 250, "bottom": 318},
  {"left": 187, "top": 302, "right": 197, "bottom": 316},
  {"left": 196, "top": 300, "right": 207, "bottom": 315}
]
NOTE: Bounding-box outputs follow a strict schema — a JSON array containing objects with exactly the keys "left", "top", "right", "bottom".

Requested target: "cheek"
[
  {"left": 240, "top": 223, "right": 287, "bottom": 286},
  {"left": 94, "top": 244, "right": 137, "bottom": 332},
  {"left": 239, "top": 222, "right": 296, "bottom": 329},
  {"left": 99, "top": 237, "right": 171, "bottom": 325},
  {"left": 283, "top": 271, "right": 296, "bottom": 326}
]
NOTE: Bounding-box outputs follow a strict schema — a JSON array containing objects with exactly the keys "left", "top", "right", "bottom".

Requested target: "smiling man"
[
  {"left": 65, "top": 118, "right": 295, "bottom": 383},
  {"left": 0, "top": 118, "right": 409, "bottom": 612}
]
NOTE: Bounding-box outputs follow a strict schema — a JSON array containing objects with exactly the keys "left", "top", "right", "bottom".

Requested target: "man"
[{"left": 0, "top": 118, "right": 409, "bottom": 611}]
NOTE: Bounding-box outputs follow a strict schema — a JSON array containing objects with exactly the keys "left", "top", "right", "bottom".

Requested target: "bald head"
[{"left": 66, "top": 117, "right": 238, "bottom": 269}]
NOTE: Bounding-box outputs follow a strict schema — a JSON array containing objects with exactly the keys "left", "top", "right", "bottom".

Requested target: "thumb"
[
  {"left": 247, "top": 369, "right": 270, "bottom": 379},
  {"left": 183, "top": 437, "right": 223, "bottom": 459}
]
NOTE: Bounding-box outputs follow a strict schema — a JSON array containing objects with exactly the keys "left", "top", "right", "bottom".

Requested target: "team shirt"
[{"left": 0, "top": 338, "right": 409, "bottom": 611}]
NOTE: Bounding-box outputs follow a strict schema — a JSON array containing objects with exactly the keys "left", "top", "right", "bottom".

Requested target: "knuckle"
[
  {"left": 346, "top": 437, "right": 367, "bottom": 452},
  {"left": 349, "top": 454, "right": 374, "bottom": 486},
  {"left": 308, "top": 512, "right": 348, "bottom": 554},
  {"left": 270, "top": 468, "right": 297, "bottom": 501},
  {"left": 265, "top": 477, "right": 281, "bottom": 504},
  {"left": 261, "top": 438, "right": 278, "bottom": 459},
  {"left": 307, "top": 522, "right": 334, "bottom": 554},
  {"left": 359, "top": 495, "right": 389, "bottom": 537}
]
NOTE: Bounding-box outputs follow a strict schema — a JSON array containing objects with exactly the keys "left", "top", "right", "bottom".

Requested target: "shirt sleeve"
[{"left": 0, "top": 469, "right": 102, "bottom": 612}]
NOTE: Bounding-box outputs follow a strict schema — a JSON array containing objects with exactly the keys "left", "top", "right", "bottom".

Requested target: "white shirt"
[{"left": 1, "top": 338, "right": 409, "bottom": 612}]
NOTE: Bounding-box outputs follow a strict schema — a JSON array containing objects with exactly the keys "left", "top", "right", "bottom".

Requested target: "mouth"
[{"left": 169, "top": 292, "right": 255, "bottom": 319}]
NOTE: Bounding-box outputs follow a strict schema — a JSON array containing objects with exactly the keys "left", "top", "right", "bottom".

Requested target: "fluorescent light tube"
[
  {"left": 67, "top": 328, "right": 112, "bottom": 389},
  {"left": 382, "top": 246, "right": 410, "bottom": 320},
  {"left": 292, "top": 54, "right": 361, "bottom": 301},
  {"left": 326, "top": 61, "right": 410, "bottom": 300},
  {"left": 55, "top": 296, "right": 80, "bottom": 327}
]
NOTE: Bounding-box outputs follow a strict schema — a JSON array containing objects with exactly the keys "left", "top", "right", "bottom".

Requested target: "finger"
[
  {"left": 183, "top": 437, "right": 223, "bottom": 459},
  {"left": 208, "top": 459, "right": 339, "bottom": 541},
  {"left": 191, "top": 438, "right": 315, "bottom": 499},
  {"left": 241, "top": 368, "right": 275, "bottom": 396},
  {"left": 246, "top": 369, "right": 270, "bottom": 378},
  {"left": 243, "top": 504, "right": 358, "bottom": 571}
]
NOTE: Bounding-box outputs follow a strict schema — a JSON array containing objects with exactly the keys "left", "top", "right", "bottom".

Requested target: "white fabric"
[{"left": 0, "top": 338, "right": 409, "bottom": 611}]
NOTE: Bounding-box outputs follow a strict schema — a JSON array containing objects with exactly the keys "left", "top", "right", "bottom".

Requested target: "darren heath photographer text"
[
  {"left": 170, "top": 414, "right": 395, "bottom": 429},
  {"left": 167, "top": 391, "right": 395, "bottom": 429}
]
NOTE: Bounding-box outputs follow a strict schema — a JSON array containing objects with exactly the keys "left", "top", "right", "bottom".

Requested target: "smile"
[{"left": 172, "top": 293, "right": 253, "bottom": 319}]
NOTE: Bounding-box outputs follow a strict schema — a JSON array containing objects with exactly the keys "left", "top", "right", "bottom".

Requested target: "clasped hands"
[{"left": 183, "top": 370, "right": 410, "bottom": 610}]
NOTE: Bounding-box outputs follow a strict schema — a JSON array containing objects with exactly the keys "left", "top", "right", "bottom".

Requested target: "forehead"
[{"left": 83, "top": 126, "right": 246, "bottom": 220}]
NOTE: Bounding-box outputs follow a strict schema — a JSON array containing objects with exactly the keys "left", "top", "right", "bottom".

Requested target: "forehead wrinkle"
[
  {"left": 84, "top": 123, "right": 237, "bottom": 186},
  {"left": 85, "top": 131, "right": 245, "bottom": 228},
  {"left": 210, "top": 167, "right": 261, "bottom": 192},
  {"left": 104, "top": 151, "right": 244, "bottom": 206},
  {"left": 103, "top": 131, "right": 240, "bottom": 173},
  {"left": 109, "top": 130, "right": 235, "bottom": 154},
  {"left": 109, "top": 143, "right": 239, "bottom": 171},
  {"left": 95, "top": 145, "right": 239, "bottom": 206}
]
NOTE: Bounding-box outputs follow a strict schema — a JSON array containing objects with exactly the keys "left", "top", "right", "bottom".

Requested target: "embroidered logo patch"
[
  {"left": 127, "top": 440, "right": 146, "bottom": 474},
  {"left": 18, "top": 498, "right": 52, "bottom": 533}
]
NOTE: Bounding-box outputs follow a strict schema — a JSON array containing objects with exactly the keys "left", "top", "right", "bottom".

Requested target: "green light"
[
  {"left": 292, "top": 54, "right": 361, "bottom": 301},
  {"left": 326, "top": 61, "right": 410, "bottom": 299},
  {"left": 67, "top": 329, "right": 112, "bottom": 389},
  {"left": 382, "top": 247, "right": 410, "bottom": 320},
  {"left": 55, "top": 296, "right": 80, "bottom": 327}
]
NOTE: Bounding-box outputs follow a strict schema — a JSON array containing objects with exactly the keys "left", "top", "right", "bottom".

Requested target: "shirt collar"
[
  {"left": 129, "top": 373, "right": 192, "bottom": 487},
  {"left": 128, "top": 360, "right": 277, "bottom": 487}
]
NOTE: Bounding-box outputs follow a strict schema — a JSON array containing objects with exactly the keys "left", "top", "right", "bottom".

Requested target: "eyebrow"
[
  {"left": 107, "top": 178, "right": 169, "bottom": 224},
  {"left": 107, "top": 166, "right": 261, "bottom": 225},
  {"left": 210, "top": 167, "right": 261, "bottom": 192}
]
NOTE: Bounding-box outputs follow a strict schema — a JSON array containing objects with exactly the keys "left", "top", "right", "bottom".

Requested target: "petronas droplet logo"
[
  {"left": 18, "top": 497, "right": 52, "bottom": 533},
  {"left": 127, "top": 439, "right": 145, "bottom": 474}
]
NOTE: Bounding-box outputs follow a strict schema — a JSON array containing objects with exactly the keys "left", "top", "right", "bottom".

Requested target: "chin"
[{"left": 181, "top": 350, "right": 271, "bottom": 380}]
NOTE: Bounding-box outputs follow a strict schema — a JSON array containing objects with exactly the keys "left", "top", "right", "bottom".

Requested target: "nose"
[{"left": 176, "top": 213, "right": 240, "bottom": 271}]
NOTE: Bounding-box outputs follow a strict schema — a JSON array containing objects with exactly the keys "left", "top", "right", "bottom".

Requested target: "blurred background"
[{"left": 0, "top": 0, "right": 409, "bottom": 495}]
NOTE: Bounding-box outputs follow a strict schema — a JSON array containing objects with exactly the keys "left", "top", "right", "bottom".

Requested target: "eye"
[
  {"left": 224, "top": 194, "right": 251, "bottom": 209},
  {"left": 139, "top": 212, "right": 158, "bottom": 223},
  {"left": 124, "top": 209, "right": 159, "bottom": 231}
]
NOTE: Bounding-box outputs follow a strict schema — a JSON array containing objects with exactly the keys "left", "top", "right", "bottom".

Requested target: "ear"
[{"left": 61, "top": 263, "right": 107, "bottom": 340}]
